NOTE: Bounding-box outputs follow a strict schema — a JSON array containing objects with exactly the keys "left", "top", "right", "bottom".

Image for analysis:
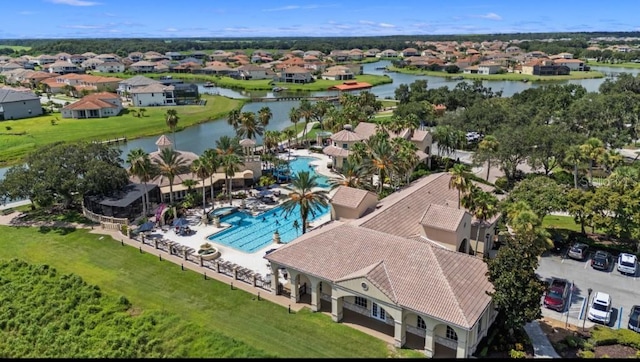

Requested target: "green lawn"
[
  {"left": 0, "top": 45, "right": 31, "bottom": 51},
  {"left": 542, "top": 214, "right": 582, "bottom": 232},
  {"left": 0, "top": 226, "right": 395, "bottom": 358},
  {"left": 0, "top": 95, "right": 244, "bottom": 167},
  {"left": 586, "top": 61, "right": 640, "bottom": 69},
  {"left": 92, "top": 72, "right": 393, "bottom": 92},
  {"left": 387, "top": 66, "right": 604, "bottom": 82}
]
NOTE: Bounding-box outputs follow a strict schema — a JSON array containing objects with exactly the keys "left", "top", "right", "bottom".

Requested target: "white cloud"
[
  {"left": 263, "top": 5, "right": 300, "bottom": 12},
  {"left": 47, "top": 0, "right": 99, "bottom": 6},
  {"left": 165, "top": 28, "right": 179, "bottom": 32},
  {"left": 359, "top": 20, "right": 375, "bottom": 25},
  {"left": 60, "top": 24, "right": 103, "bottom": 29},
  {"left": 379, "top": 23, "right": 395, "bottom": 28},
  {"left": 478, "top": 13, "right": 502, "bottom": 20}
]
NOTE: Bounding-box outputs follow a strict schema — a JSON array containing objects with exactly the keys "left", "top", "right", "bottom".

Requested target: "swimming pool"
[
  {"left": 209, "top": 206, "right": 237, "bottom": 218},
  {"left": 206, "top": 156, "right": 331, "bottom": 253}
]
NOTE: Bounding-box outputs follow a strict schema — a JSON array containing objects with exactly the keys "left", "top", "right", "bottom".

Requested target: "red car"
[{"left": 544, "top": 278, "right": 571, "bottom": 312}]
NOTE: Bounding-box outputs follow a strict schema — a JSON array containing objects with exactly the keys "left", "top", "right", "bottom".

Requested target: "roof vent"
[{"left": 343, "top": 124, "right": 353, "bottom": 131}]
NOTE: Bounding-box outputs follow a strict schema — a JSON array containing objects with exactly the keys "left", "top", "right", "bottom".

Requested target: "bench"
[{"left": 1, "top": 208, "right": 14, "bottom": 216}]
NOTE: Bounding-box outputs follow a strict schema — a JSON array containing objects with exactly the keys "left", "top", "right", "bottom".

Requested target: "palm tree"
[
  {"left": 289, "top": 107, "right": 301, "bottom": 146},
  {"left": 154, "top": 147, "right": 188, "bottom": 205},
  {"left": 263, "top": 130, "right": 281, "bottom": 154},
  {"left": 580, "top": 137, "right": 605, "bottom": 185},
  {"left": 475, "top": 135, "right": 500, "bottom": 181},
  {"left": 258, "top": 106, "right": 272, "bottom": 129},
  {"left": 367, "top": 134, "right": 395, "bottom": 193},
  {"left": 227, "top": 109, "right": 241, "bottom": 131},
  {"left": 328, "top": 158, "right": 371, "bottom": 190},
  {"left": 191, "top": 157, "right": 211, "bottom": 214},
  {"left": 564, "top": 145, "right": 584, "bottom": 189},
  {"left": 298, "top": 99, "right": 314, "bottom": 145},
  {"left": 462, "top": 185, "right": 499, "bottom": 256},
  {"left": 201, "top": 148, "right": 221, "bottom": 212},
  {"left": 280, "top": 171, "right": 329, "bottom": 234},
  {"left": 220, "top": 153, "right": 244, "bottom": 205},
  {"left": 448, "top": 163, "right": 471, "bottom": 209},
  {"left": 236, "top": 111, "right": 265, "bottom": 141},
  {"left": 126, "top": 148, "right": 158, "bottom": 217},
  {"left": 165, "top": 109, "right": 179, "bottom": 148},
  {"left": 182, "top": 179, "right": 197, "bottom": 193},
  {"left": 283, "top": 128, "right": 296, "bottom": 149}
]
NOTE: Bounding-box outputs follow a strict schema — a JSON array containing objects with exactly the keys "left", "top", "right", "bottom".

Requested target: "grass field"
[
  {"left": 0, "top": 45, "right": 31, "bottom": 51},
  {"left": 387, "top": 66, "right": 605, "bottom": 82},
  {"left": 0, "top": 95, "right": 244, "bottom": 167},
  {"left": 586, "top": 61, "right": 640, "bottom": 69},
  {"left": 542, "top": 214, "right": 583, "bottom": 232},
  {"left": 0, "top": 226, "right": 411, "bottom": 358}
]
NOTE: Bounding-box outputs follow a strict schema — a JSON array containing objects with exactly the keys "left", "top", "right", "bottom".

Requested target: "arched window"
[
  {"left": 417, "top": 316, "right": 426, "bottom": 329},
  {"left": 446, "top": 326, "right": 458, "bottom": 341}
]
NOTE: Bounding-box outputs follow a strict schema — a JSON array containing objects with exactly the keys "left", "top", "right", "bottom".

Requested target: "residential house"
[
  {"left": 379, "top": 49, "right": 399, "bottom": 57},
  {"left": 552, "top": 58, "right": 585, "bottom": 71},
  {"left": 55, "top": 52, "right": 71, "bottom": 61},
  {"left": 35, "top": 54, "right": 57, "bottom": 66},
  {"left": 348, "top": 49, "right": 364, "bottom": 61},
  {"left": 166, "top": 52, "right": 186, "bottom": 61},
  {"left": 321, "top": 65, "right": 355, "bottom": 81},
  {"left": 521, "top": 59, "right": 570, "bottom": 76},
  {"left": 144, "top": 51, "right": 166, "bottom": 62},
  {"left": 190, "top": 51, "right": 207, "bottom": 60},
  {"left": 401, "top": 48, "right": 420, "bottom": 57},
  {"left": 46, "top": 60, "right": 83, "bottom": 75},
  {"left": 236, "top": 64, "right": 275, "bottom": 80},
  {"left": 364, "top": 48, "right": 380, "bottom": 57},
  {"left": 82, "top": 52, "right": 97, "bottom": 58},
  {"left": 130, "top": 83, "right": 176, "bottom": 107},
  {"left": 117, "top": 75, "right": 161, "bottom": 96},
  {"left": 129, "top": 61, "right": 157, "bottom": 73},
  {"left": 278, "top": 66, "right": 313, "bottom": 84},
  {"left": 94, "top": 61, "right": 125, "bottom": 73},
  {"left": 477, "top": 62, "right": 502, "bottom": 75},
  {"left": 0, "top": 62, "right": 23, "bottom": 72},
  {"left": 195, "top": 61, "right": 235, "bottom": 76},
  {"left": 265, "top": 172, "right": 501, "bottom": 358},
  {"left": 96, "top": 54, "right": 119, "bottom": 63},
  {"left": 68, "top": 54, "right": 88, "bottom": 65},
  {"left": 61, "top": 92, "right": 122, "bottom": 119},
  {"left": 209, "top": 50, "right": 235, "bottom": 62},
  {"left": 0, "top": 89, "right": 43, "bottom": 120},
  {"left": 81, "top": 58, "right": 104, "bottom": 71},
  {"left": 127, "top": 52, "right": 144, "bottom": 62},
  {"left": 328, "top": 50, "right": 350, "bottom": 62}
]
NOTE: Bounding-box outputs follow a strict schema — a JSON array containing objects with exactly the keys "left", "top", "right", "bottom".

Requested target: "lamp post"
[{"left": 583, "top": 288, "right": 593, "bottom": 332}]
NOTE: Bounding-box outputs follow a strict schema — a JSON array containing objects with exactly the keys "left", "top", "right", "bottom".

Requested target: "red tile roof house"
[
  {"left": 265, "top": 172, "right": 501, "bottom": 358},
  {"left": 61, "top": 92, "right": 122, "bottom": 119}
]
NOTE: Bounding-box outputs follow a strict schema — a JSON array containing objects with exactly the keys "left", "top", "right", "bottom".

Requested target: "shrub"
[
  {"left": 578, "top": 350, "right": 595, "bottom": 358},
  {"left": 582, "top": 341, "right": 595, "bottom": 351},
  {"left": 120, "top": 224, "right": 128, "bottom": 235},
  {"left": 509, "top": 349, "right": 526, "bottom": 358},
  {"left": 565, "top": 335, "right": 581, "bottom": 348},
  {"left": 554, "top": 342, "right": 567, "bottom": 352},
  {"left": 494, "top": 176, "right": 508, "bottom": 190}
]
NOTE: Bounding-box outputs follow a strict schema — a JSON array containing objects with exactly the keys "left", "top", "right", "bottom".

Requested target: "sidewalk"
[{"left": 524, "top": 321, "right": 561, "bottom": 358}]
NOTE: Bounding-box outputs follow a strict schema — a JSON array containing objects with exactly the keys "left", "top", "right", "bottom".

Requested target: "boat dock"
[
  {"left": 93, "top": 137, "right": 127, "bottom": 145},
  {"left": 250, "top": 96, "right": 339, "bottom": 102}
]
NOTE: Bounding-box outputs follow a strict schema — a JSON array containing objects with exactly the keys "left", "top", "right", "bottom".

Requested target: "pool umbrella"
[
  {"left": 258, "top": 190, "right": 273, "bottom": 197},
  {"left": 172, "top": 218, "right": 189, "bottom": 227},
  {"left": 137, "top": 221, "right": 155, "bottom": 233}
]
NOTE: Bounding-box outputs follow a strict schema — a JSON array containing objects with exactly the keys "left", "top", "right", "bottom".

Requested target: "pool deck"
[{"left": 145, "top": 149, "right": 335, "bottom": 278}]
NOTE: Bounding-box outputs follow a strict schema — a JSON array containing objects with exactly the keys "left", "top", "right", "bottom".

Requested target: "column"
[
  {"left": 424, "top": 327, "right": 434, "bottom": 358},
  {"left": 289, "top": 271, "right": 299, "bottom": 304},
  {"left": 455, "top": 330, "right": 467, "bottom": 359},
  {"left": 270, "top": 263, "right": 280, "bottom": 295},
  {"left": 310, "top": 280, "right": 321, "bottom": 312},
  {"left": 331, "top": 295, "right": 343, "bottom": 322},
  {"left": 394, "top": 316, "right": 406, "bottom": 348},
  {"left": 199, "top": 255, "right": 203, "bottom": 267}
]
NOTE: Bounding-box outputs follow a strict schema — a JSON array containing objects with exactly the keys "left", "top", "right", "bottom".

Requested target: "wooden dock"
[
  {"left": 250, "top": 96, "right": 339, "bottom": 103},
  {"left": 93, "top": 137, "right": 127, "bottom": 145}
]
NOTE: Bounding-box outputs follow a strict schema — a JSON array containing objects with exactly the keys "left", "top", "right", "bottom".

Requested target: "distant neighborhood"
[{"left": 0, "top": 38, "right": 630, "bottom": 121}]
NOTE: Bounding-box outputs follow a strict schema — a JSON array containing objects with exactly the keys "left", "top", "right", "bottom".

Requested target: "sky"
[{"left": 1, "top": 0, "right": 639, "bottom": 39}]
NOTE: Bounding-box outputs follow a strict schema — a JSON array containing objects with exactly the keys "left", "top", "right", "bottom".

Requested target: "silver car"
[{"left": 567, "top": 243, "right": 588, "bottom": 260}]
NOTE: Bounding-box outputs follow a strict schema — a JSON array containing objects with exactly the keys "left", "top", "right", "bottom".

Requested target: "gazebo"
[{"left": 239, "top": 138, "right": 257, "bottom": 155}]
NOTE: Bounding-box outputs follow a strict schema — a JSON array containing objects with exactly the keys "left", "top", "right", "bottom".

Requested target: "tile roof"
[
  {"left": 420, "top": 204, "right": 466, "bottom": 232},
  {"left": 265, "top": 222, "right": 493, "bottom": 329},
  {"left": 155, "top": 135, "right": 172, "bottom": 146},
  {"left": 62, "top": 92, "right": 119, "bottom": 111},
  {"left": 353, "top": 122, "right": 378, "bottom": 139},
  {"left": 130, "top": 83, "right": 173, "bottom": 93},
  {"left": 322, "top": 145, "right": 351, "bottom": 157},
  {"left": 355, "top": 173, "right": 466, "bottom": 238},
  {"left": 330, "top": 129, "right": 365, "bottom": 142},
  {"left": 119, "top": 75, "right": 160, "bottom": 86},
  {"left": 330, "top": 186, "right": 376, "bottom": 209}
]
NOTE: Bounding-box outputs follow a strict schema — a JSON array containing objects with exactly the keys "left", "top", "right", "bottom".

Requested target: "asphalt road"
[{"left": 537, "top": 249, "right": 640, "bottom": 331}]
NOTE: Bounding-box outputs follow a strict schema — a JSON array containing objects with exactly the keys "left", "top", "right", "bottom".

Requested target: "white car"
[
  {"left": 617, "top": 253, "right": 637, "bottom": 275},
  {"left": 588, "top": 292, "right": 612, "bottom": 325}
]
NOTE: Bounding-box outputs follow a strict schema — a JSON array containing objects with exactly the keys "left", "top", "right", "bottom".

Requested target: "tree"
[
  {"left": 126, "top": 148, "right": 158, "bottom": 217},
  {"left": 448, "top": 163, "right": 471, "bottom": 209},
  {"left": 298, "top": 99, "right": 314, "bottom": 146},
  {"left": 201, "top": 148, "right": 221, "bottom": 212},
  {"left": 486, "top": 235, "right": 546, "bottom": 336},
  {"left": 1, "top": 142, "right": 129, "bottom": 210},
  {"left": 505, "top": 176, "right": 567, "bottom": 221},
  {"left": 474, "top": 135, "right": 499, "bottom": 181},
  {"left": 226, "top": 109, "right": 241, "bottom": 131},
  {"left": 154, "top": 148, "right": 188, "bottom": 205},
  {"left": 462, "top": 185, "right": 499, "bottom": 255},
  {"left": 367, "top": 133, "right": 395, "bottom": 193},
  {"left": 257, "top": 106, "right": 272, "bottom": 129},
  {"left": 280, "top": 171, "right": 329, "bottom": 235},
  {"left": 566, "top": 188, "right": 594, "bottom": 235},
  {"left": 236, "top": 111, "right": 265, "bottom": 141},
  {"left": 220, "top": 153, "right": 244, "bottom": 205},
  {"left": 328, "top": 158, "right": 371, "bottom": 190},
  {"left": 190, "top": 157, "right": 210, "bottom": 214},
  {"left": 165, "top": 109, "right": 179, "bottom": 148},
  {"left": 564, "top": 145, "right": 585, "bottom": 189},
  {"left": 580, "top": 137, "right": 605, "bottom": 185},
  {"left": 288, "top": 107, "right": 301, "bottom": 146}
]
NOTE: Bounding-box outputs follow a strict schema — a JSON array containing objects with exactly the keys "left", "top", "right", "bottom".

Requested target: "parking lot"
[{"left": 537, "top": 248, "right": 639, "bottom": 331}]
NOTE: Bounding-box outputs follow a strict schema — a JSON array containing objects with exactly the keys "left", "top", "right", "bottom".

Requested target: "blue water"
[
  {"left": 206, "top": 156, "right": 330, "bottom": 253},
  {"left": 209, "top": 206, "right": 237, "bottom": 217}
]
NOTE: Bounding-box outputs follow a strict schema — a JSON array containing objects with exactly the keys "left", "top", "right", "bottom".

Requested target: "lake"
[{"left": 1, "top": 62, "right": 639, "bottom": 182}]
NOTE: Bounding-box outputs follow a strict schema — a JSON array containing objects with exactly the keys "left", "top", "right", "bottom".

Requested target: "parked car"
[
  {"left": 588, "top": 291, "right": 612, "bottom": 325},
  {"left": 617, "top": 253, "right": 637, "bottom": 275},
  {"left": 591, "top": 251, "right": 613, "bottom": 271},
  {"left": 543, "top": 278, "right": 571, "bottom": 312},
  {"left": 628, "top": 305, "right": 640, "bottom": 333},
  {"left": 567, "top": 242, "right": 589, "bottom": 260}
]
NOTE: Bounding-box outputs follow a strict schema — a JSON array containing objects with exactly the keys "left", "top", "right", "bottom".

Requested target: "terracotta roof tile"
[
  {"left": 330, "top": 186, "right": 376, "bottom": 209},
  {"left": 420, "top": 204, "right": 466, "bottom": 232},
  {"left": 265, "top": 222, "right": 493, "bottom": 328}
]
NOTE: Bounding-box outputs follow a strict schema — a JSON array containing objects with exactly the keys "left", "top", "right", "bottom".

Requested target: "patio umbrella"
[
  {"left": 172, "top": 218, "right": 189, "bottom": 227},
  {"left": 137, "top": 221, "right": 155, "bottom": 233},
  {"left": 258, "top": 190, "right": 273, "bottom": 198}
]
